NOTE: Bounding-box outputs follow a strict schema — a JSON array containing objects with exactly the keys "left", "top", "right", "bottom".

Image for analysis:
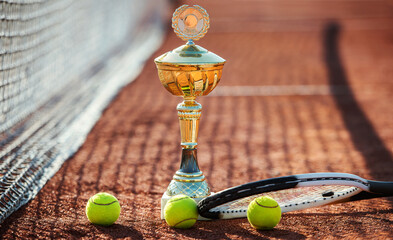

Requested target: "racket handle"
[{"left": 368, "top": 180, "right": 393, "bottom": 195}]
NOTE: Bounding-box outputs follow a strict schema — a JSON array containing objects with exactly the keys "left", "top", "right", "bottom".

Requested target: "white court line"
[{"left": 209, "top": 85, "right": 350, "bottom": 97}]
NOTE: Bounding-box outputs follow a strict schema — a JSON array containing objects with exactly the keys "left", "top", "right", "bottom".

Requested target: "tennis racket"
[{"left": 197, "top": 172, "right": 393, "bottom": 219}]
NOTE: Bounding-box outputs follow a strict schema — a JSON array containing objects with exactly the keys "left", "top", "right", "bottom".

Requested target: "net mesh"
[{"left": 0, "top": 0, "right": 167, "bottom": 223}]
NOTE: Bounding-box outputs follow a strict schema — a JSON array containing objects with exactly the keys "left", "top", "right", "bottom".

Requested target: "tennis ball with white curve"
[
  {"left": 164, "top": 194, "right": 198, "bottom": 229},
  {"left": 247, "top": 196, "right": 281, "bottom": 230},
  {"left": 86, "top": 192, "right": 121, "bottom": 226}
]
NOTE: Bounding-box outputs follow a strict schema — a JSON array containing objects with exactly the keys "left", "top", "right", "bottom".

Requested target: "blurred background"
[{"left": 0, "top": 0, "right": 393, "bottom": 238}]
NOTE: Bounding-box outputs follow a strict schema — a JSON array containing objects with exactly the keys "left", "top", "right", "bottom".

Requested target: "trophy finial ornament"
[{"left": 172, "top": 5, "right": 210, "bottom": 42}]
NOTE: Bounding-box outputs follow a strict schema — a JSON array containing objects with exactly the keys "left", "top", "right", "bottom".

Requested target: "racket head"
[
  {"left": 203, "top": 185, "right": 362, "bottom": 219},
  {"left": 197, "top": 172, "right": 377, "bottom": 219}
]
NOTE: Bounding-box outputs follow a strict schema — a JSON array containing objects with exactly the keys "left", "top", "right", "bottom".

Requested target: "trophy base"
[{"left": 160, "top": 191, "right": 214, "bottom": 220}]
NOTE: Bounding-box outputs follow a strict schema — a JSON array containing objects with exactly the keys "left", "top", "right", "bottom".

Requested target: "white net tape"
[{"left": 0, "top": 0, "right": 167, "bottom": 223}]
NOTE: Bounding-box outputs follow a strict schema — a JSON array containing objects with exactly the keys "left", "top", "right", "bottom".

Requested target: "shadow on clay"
[
  {"left": 171, "top": 219, "right": 306, "bottom": 240},
  {"left": 323, "top": 22, "right": 393, "bottom": 183},
  {"left": 92, "top": 223, "right": 144, "bottom": 239}
]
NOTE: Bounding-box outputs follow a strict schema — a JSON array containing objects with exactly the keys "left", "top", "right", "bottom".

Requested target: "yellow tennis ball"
[
  {"left": 164, "top": 194, "right": 198, "bottom": 229},
  {"left": 247, "top": 196, "right": 281, "bottom": 230},
  {"left": 86, "top": 192, "right": 121, "bottom": 226}
]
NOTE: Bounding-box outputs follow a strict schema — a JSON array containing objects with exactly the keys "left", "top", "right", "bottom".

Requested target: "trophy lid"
[
  {"left": 155, "top": 5, "right": 225, "bottom": 65},
  {"left": 155, "top": 43, "right": 225, "bottom": 65}
]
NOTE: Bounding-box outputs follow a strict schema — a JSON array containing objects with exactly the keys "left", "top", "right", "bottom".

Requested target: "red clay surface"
[{"left": 1, "top": 0, "right": 393, "bottom": 239}]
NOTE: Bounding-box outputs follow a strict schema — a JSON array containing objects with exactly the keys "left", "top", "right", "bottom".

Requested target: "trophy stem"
[
  {"left": 179, "top": 148, "right": 200, "bottom": 173},
  {"left": 178, "top": 98, "right": 201, "bottom": 150},
  {"left": 165, "top": 98, "right": 210, "bottom": 198}
]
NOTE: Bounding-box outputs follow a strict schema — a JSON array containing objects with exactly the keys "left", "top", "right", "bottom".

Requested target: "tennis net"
[{"left": 0, "top": 0, "right": 168, "bottom": 223}]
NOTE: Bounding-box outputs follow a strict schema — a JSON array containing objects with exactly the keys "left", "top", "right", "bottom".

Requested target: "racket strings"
[{"left": 210, "top": 185, "right": 361, "bottom": 215}]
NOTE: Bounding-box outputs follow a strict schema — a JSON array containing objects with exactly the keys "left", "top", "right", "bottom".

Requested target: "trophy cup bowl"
[
  {"left": 155, "top": 45, "right": 225, "bottom": 98},
  {"left": 155, "top": 5, "right": 225, "bottom": 219}
]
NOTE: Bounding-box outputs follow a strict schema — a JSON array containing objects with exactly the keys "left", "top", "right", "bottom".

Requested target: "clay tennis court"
[{"left": 1, "top": 0, "right": 393, "bottom": 239}]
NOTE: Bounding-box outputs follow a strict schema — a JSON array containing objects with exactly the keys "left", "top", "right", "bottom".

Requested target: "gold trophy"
[{"left": 155, "top": 5, "right": 225, "bottom": 217}]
